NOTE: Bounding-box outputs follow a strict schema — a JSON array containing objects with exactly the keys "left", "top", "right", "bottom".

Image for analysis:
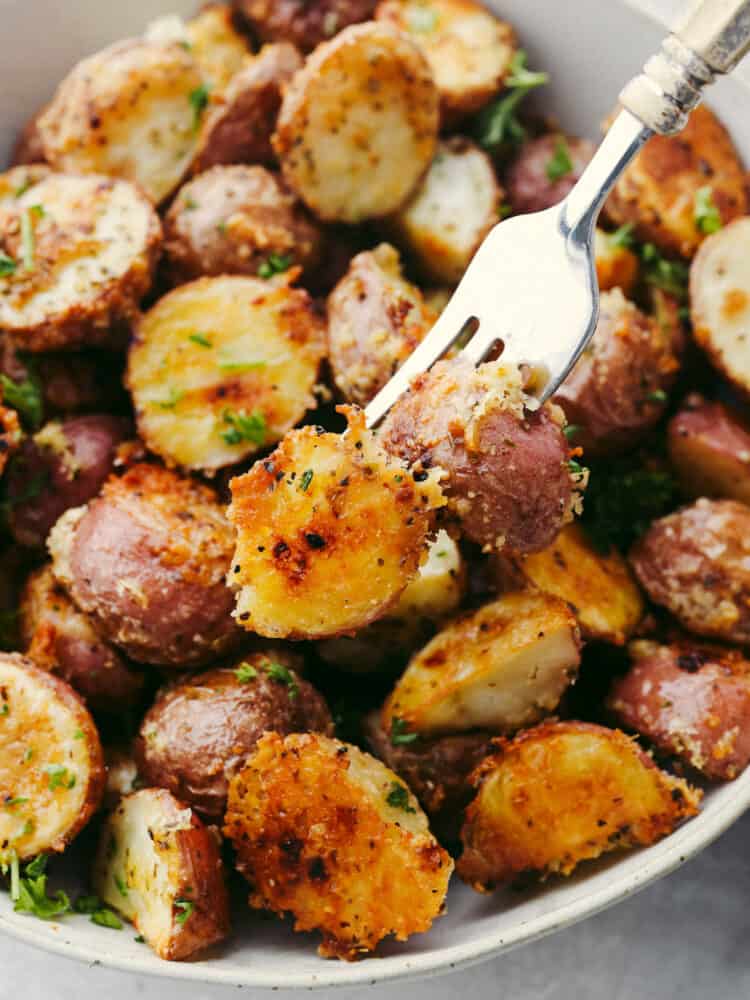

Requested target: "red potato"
[
  {"left": 608, "top": 640, "right": 750, "bottom": 780},
  {"left": 233, "top": 0, "right": 377, "bottom": 52},
  {"left": 505, "top": 134, "right": 595, "bottom": 216},
  {"left": 668, "top": 395, "right": 750, "bottom": 504},
  {"left": 4, "top": 414, "right": 130, "bottom": 549}
]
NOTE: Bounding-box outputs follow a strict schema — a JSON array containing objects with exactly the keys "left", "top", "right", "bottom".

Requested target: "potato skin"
[
  {"left": 668, "top": 395, "right": 750, "bottom": 505},
  {"left": 505, "top": 134, "right": 595, "bottom": 216},
  {"left": 327, "top": 243, "right": 436, "bottom": 406},
  {"left": 553, "top": 288, "right": 681, "bottom": 457},
  {"left": 380, "top": 356, "right": 576, "bottom": 553},
  {"left": 192, "top": 43, "right": 303, "bottom": 172},
  {"left": 630, "top": 498, "right": 750, "bottom": 644},
  {"left": 164, "top": 165, "right": 322, "bottom": 283},
  {"left": 19, "top": 564, "right": 143, "bottom": 712},
  {"left": 134, "top": 655, "right": 333, "bottom": 818},
  {"left": 605, "top": 104, "right": 748, "bottom": 258},
  {"left": 48, "top": 462, "right": 241, "bottom": 667},
  {"left": 233, "top": 0, "right": 377, "bottom": 52},
  {"left": 458, "top": 721, "right": 700, "bottom": 890},
  {"left": 224, "top": 732, "right": 453, "bottom": 959},
  {"left": 609, "top": 640, "right": 750, "bottom": 781}
]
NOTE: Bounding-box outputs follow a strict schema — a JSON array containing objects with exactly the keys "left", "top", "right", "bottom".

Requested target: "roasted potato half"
[
  {"left": 605, "top": 104, "right": 748, "bottom": 259},
  {"left": 594, "top": 228, "right": 639, "bottom": 296},
  {"left": 375, "top": 0, "right": 516, "bottom": 119},
  {"left": 690, "top": 217, "right": 750, "bottom": 397},
  {"left": 630, "top": 498, "right": 750, "bottom": 644},
  {"left": 0, "top": 653, "right": 105, "bottom": 862},
  {"left": 0, "top": 173, "right": 161, "bottom": 353},
  {"left": 224, "top": 732, "right": 453, "bottom": 960},
  {"left": 388, "top": 138, "right": 501, "bottom": 285},
  {"left": 458, "top": 721, "right": 701, "bottom": 890},
  {"left": 127, "top": 275, "right": 325, "bottom": 473},
  {"left": 505, "top": 133, "right": 595, "bottom": 217},
  {"left": 228, "top": 409, "right": 445, "bottom": 638},
  {"left": 274, "top": 22, "right": 439, "bottom": 222},
  {"left": 233, "top": 0, "right": 377, "bottom": 53},
  {"left": 38, "top": 40, "right": 204, "bottom": 203},
  {"left": 668, "top": 395, "right": 750, "bottom": 504},
  {"left": 382, "top": 592, "right": 580, "bottom": 738},
  {"left": 94, "top": 788, "right": 230, "bottom": 961},
  {"left": 327, "top": 243, "right": 437, "bottom": 407},
  {"left": 48, "top": 462, "right": 240, "bottom": 668}
]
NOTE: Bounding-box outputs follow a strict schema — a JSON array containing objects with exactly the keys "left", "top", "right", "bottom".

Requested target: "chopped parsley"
[
  {"left": 567, "top": 458, "right": 587, "bottom": 479},
  {"left": 155, "top": 387, "right": 184, "bottom": 410},
  {"left": 73, "top": 728, "right": 85, "bottom": 740},
  {"left": 472, "top": 51, "right": 549, "bottom": 155},
  {"left": 5, "top": 797, "right": 28, "bottom": 807},
  {"left": 694, "top": 186, "right": 722, "bottom": 235},
  {"left": 608, "top": 222, "right": 636, "bottom": 249},
  {"left": 174, "top": 897, "right": 194, "bottom": 925},
  {"left": 639, "top": 243, "right": 689, "bottom": 300},
  {"left": 20, "top": 207, "right": 36, "bottom": 271},
  {"left": 234, "top": 662, "right": 258, "bottom": 684},
  {"left": 13, "top": 178, "right": 32, "bottom": 199},
  {"left": 258, "top": 253, "right": 293, "bottom": 279},
  {"left": 0, "top": 368, "right": 44, "bottom": 429},
  {"left": 385, "top": 782, "right": 416, "bottom": 813},
  {"left": 299, "top": 468, "right": 314, "bottom": 492},
  {"left": 114, "top": 874, "right": 128, "bottom": 898},
  {"left": 189, "top": 84, "right": 210, "bottom": 131},
  {"left": 407, "top": 5, "right": 439, "bottom": 32},
  {"left": 220, "top": 408, "right": 267, "bottom": 446},
  {"left": 90, "top": 907, "right": 123, "bottom": 930},
  {"left": 217, "top": 358, "right": 267, "bottom": 374},
  {"left": 0, "top": 253, "right": 17, "bottom": 276},
  {"left": 545, "top": 136, "right": 573, "bottom": 182},
  {"left": 44, "top": 764, "right": 76, "bottom": 791},
  {"left": 73, "top": 894, "right": 100, "bottom": 914},
  {"left": 563, "top": 424, "right": 581, "bottom": 441},
  {"left": 647, "top": 389, "right": 668, "bottom": 403},
  {"left": 264, "top": 661, "right": 298, "bottom": 700},
  {"left": 10, "top": 853, "right": 73, "bottom": 920},
  {"left": 189, "top": 332, "right": 212, "bottom": 348},
  {"left": 390, "top": 717, "right": 418, "bottom": 746}
]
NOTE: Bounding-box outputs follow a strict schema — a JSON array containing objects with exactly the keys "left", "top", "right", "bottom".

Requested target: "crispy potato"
[
  {"left": 228, "top": 409, "right": 445, "bottom": 638},
  {"left": 19, "top": 564, "right": 143, "bottom": 712},
  {"left": 0, "top": 173, "right": 161, "bottom": 353},
  {"left": 94, "top": 788, "right": 230, "bottom": 960},
  {"left": 146, "top": 7, "right": 250, "bottom": 91},
  {"left": 127, "top": 275, "right": 324, "bottom": 473},
  {"left": 630, "top": 498, "right": 750, "bottom": 644},
  {"left": 388, "top": 138, "right": 500, "bottom": 285},
  {"left": 458, "top": 721, "right": 701, "bottom": 890},
  {"left": 609, "top": 640, "right": 750, "bottom": 780},
  {"left": 134, "top": 652, "right": 333, "bottom": 818},
  {"left": 48, "top": 462, "right": 240, "bottom": 667},
  {"left": 5, "top": 414, "right": 130, "bottom": 549},
  {"left": 668, "top": 395, "right": 750, "bottom": 504},
  {"left": 38, "top": 40, "right": 204, "bottom": 204},
  {"left": 224, "top": 731, "right": 453, "bottom": 959},
  {"left": 594, "top": 228, "right": 639, "bottom": 295},
  {"left": 103, "top": 747, "right": 141, "bottom": 810},
  {"left": 0, "top": 652, "right": 105, "bottom": 862},
  {"left": 0, "top": 400, "right": 20, "bottom": 477},
  {"left": 164, "top": 165, "right": 322, "bottom": 283},
  {"left": 495, "top": 523, "right": 644, "bottom": 645},
  {"left": 553, "top": 288, "right": 681, "bottom": 457},
  {"left": 382, "top": 592, "right": 580, "bottom": 737},
  {"left": 274, "top": 22, "right": 439, "bottom": 222},
  {"left": 505, "top": 134, "right": 595, "bottom": 216},
  {"left": 192, "top": 44, "right": 303, "bottom": 171},
  {"left": 375, "top": 0, "right": 515, "bottom": 119},
  {"left": 326, "top": 243, "right": 436, "bottom": 406},
  {"left": 380, "top": 355, "right": 578, "bottom": 553},
  {"left": 605, "top": 104, "right": 748, "bottom": 259},
  {"left": 690, "top": 217, "right": 750, "bottom": 396},
  {"left": 233, "top": 0, "right": 377, "bottom": 52}
]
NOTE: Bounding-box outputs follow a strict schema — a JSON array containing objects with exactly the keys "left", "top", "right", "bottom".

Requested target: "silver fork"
[{"left": 365, "top": 0, "right": 750, "bottom": 428}]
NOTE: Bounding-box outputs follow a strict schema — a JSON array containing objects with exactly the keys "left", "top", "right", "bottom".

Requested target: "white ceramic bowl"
[{"left": 2, "top": 0, "right": 750, "bottom": 989}]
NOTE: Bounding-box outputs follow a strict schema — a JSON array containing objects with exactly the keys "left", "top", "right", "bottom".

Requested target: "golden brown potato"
[
  {"left": 0, "top": 398, "right": 20, "bottom": 477},
  {"left": 0, "top": 172, "right": 161, "bottom": 354},
  {"left": 192, "top": 44, "right": 303, "bottom": 172},
  {"left": 48, "top": 462, "right": 240, "bottom": 668},
  {"left": 274, "top": 22, "right": 439, "bottom": 222},
  {"left": 0, "top": 652, "right": 105, "bottom": 862},
  {"left": 326, "top": 243, "right": 436, "bottom": 407},
  {"left": 94, "top": 788, "right": 230, "bottom": 961},
  {"left": 382, "top": 592, "right": 580, "bottom": 738},
  {"left": 228, "top": 409, "right": 445, "bottom": 638},
  {"left": 594, "top": 228, "right": 639, "bottom": 295},
  {"left": 224, "top": 732, "right": 453, "bottom": 959},
  {"left": 388, "top": 138, "right": 501, "bottom": 285},
  {"left": 127, "top": 275, "right": 325, "bottom": 473},
  {"left": 630, "top": 498, "right": 750, "bottom": 644},
  {"left": 495, "top": 523, "right": 644, "bottom": 645},
  {"left": 458, "top": 721, "right": 701, "bottom": 890},
  {"left": 668, "top": 395, "right": 750, "bottom": 504},
  {"left": 38, "top": 40, "right": 204, "bottom": 204},
  {"left": 164, "top": 165, "right": 322, "bottom": 283},
  {"left": 233, "top": 0, "right": 377, "bottom": 52},
  {"left": 145, "top": 7, "right": 251, "bottom": 91},
  {"left": 606, "top": 104, "right": 748, "bottom": 259},
  {"left": 375, "top": 0, "right": 515, "bottom": 119},
  {"left": 690, "top": 217, "right": 750, "bottom": 396},
  {"left": 504, "top": 134, "right": 595, "bottom": 216},
  {"left": 553, "top": 288, "right": 681, "bottom": 457}
]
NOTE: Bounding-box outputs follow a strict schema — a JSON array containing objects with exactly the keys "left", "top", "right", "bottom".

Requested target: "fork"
[{"left": 365, "top": 0, "right": 750, "bottom": 428}]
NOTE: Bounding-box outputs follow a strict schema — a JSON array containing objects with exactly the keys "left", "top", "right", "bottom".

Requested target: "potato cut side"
[
  {"left": 383, "top": 591, "right": 581, "bottom": 737},
  {"left": 376, "top": 0, "right": 516, "bottom": 118},
  {"left": 391, "top": 528, "right": 465, "bottom": 620},
  {"left": 594, "top": 228, "right": 639, "bottom": 296},
  {"left": 458, "top": 721, "right": 701, "bottom": 890},
  {"left": 94, "top": 788, "right": 230, "bottom": 961},
  {"left": 146, "top": 7, "right": 251, "bottom": 90},
  {"left": 668, "top": 396, "right": 750, "bottom": 505},
  {"left": 128, "top": 276, "right": 325, "bottom": 472},
  {"left": 228, "top": 409, "right": 445, "bottom": 639},
  {"left": 274, "top": 22, "right": 439, "bottom": 222},
  {"left": 690, "top": 217, "right": 750, "bottom": 396},
  {"left": 38, "top": 40, "right": 204, "bottom": 203},
  {"left": 0, "top": 653, "right": 104, "bottom": 862},
  {"left": 224, "top": 732, "right": 453, "bottom": 960},
  {"left": 389, "top": 138, "right": 501, "bottom": 284}
]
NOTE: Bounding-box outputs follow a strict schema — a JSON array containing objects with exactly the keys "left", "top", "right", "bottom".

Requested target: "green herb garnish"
[
  {"left": 220, "top": 408, "right": 267, "bottom": 446},
  {"left": 299, "top": 469, "right": 314, "bottom": 492},
  {"left": 385, "top": 782, "right": 416, "bottom": 813},
  {"left": 189, "top": 84, "right": 210, "bottom": 131},
  {"left": 0, "top": 253, "right": 17, "bottom": 276},
  {"left": 0, "top": 369, "right": 44, "bottom": 429},
  {"left": 647, "top": 389, "right": 668, "bottom": 403},
  {"left": 694, "top": 186, "right": 722, "bottom": 235},
  {"left": 563, "top": 424, "right": 581, "bottom": 441},
  {"left": 114, "top": 874, "right": 128, "bottom": 898},
  {"left": 44, "top": 764, "right": 76, "bottom": 791},
  {"left": 217, "top": 358, "right": 267, "bottom": 374},
  {"left": 264, "top": 661, "right": 298, "bottom": 700},
  {"left": 12, "top": 853, "right": 73, "bottom": 920},
  {"left": 5, "top": 797, "right": 28, "bottom": 807},
  {"left": 155, "top": 387, "right": 184, "bottom": 410},
  {"left": 234, "top": 663, "right": 258, "bottom": 683},
  {"left": 608, "top": 222, "right": 636, "bottom": 249},
  {"left": 390, "top": 717, "right": 418, "bottom": 746},
  {"left": 90, "top": 908, "right": 123, "bottom": 930},
  {"left": 545, "top": 136, "right": 573, "bottom": 182},
  {"left": 20, "top": 207, "right": 36, "bottom": 271},
  {"left": 189, "top": 333, "right": 212, "bottom": 348},
  {"left": 258, "top": 253, "right": 293, "bottom": 279},
  {"left": 174, "top": 898, "right": 194, "bottom": 925},
  {"left": 639, "top": 243, "right": 689, "bottom": 300},
  {"left": 472, "top": 51, "right": 549, "bottom": 155}
]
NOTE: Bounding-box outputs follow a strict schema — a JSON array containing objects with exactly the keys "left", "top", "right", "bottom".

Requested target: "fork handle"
[{"left": 620, "top": 0, "right": 750, "bottom": 134}]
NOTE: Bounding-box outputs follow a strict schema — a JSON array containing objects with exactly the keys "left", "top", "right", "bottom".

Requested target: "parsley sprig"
[
  {"left": 545, "top": 136, "right": 573, "bottom": 182},
  {"left": 0, "top": 367, "right": 44, "bottom": 429},
  {"left": 221, "top": 408, "right": 267, "bottom": 446},
  {"left": 694, "top": 186, "right": 722, "bottom": 235},
  {"left": 258, "top": 253, "right": 293, "bottom": 279},
  {"left": 385, "top": 782, "right": 416, "bottom": 813},
  {"left": 472, "top": 51, "right": 549, "bottom": 155}
]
